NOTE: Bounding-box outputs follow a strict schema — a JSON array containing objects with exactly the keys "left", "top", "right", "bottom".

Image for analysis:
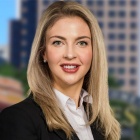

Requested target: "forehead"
[{"left": 46, "top": 16, "right": 91, "bottom": 37}]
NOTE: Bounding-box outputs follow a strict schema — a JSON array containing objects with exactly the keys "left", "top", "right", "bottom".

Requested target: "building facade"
[{"left": 10, "top": 0, "right": 139, "bottom": 95}]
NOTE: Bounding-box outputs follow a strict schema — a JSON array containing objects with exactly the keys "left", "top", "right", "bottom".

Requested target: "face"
[{"left": 43, "top": 16, "right": 92, "bottom": 89}]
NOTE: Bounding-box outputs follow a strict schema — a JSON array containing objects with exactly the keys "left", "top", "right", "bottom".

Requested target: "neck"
[{"left": 54, "top": 83, "right": 83, "bottom": 108}]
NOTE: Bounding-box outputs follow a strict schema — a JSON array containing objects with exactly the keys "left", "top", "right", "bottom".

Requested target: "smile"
[{"left": 60, "top": 64, "right": 80, "bottom": 73}]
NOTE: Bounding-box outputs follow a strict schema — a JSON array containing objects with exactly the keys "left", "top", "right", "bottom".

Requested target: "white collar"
[{"left": 54, "top": 88, "right": 92, "bottom": 110}]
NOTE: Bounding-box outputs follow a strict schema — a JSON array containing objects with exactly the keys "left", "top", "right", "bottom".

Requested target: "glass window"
[
  {"left": 76, "top": 0, "right": 82, "bottom": 4},
  {"left": 130, "top": 56, "right": 137, "bottom": 63},
  {"left": 108, "top": 1, "right": 116, "bottom": 6},
  {"left": 118, "top": 56, "right": 125, "bottom": 62},
  {"left": 118, "top": 1, "right": 126, "bottom": 6},
  {"left": 108, "top": 44, "right": 115, "bottom": 51},
  {"left": 130, "top": 45, "right": 136, "bottom": 51},
  {"left": 43, "top": 0, "right": 49, "bottom": 5},
  {"left": 130, "top": 33, "right": 137, "bottom": 40},
  {"left": 130, "top": 1, "right": 137, "bottom": 6},
  {"left": 118, "top": 22, "right": 126, "bottom": 29},
  {"left": 108, "top": 11, "right": 116, "bottom": 17},
  {"left": 108, "top": 22, "right": 116, "bottom": 28},
  {"left": 108, "top": 33, "right": 116, "bottom": 40},
  {"left": 96, "top": 0, "right": 104, "bottom": 6},
  {"left": 109, "top": 67, "right": 115, "bottom": 74},
  {"left": 130, "top": 22, "right": 137, "bottom": 29},
  {"left": 118, "top": 67, "right": 125, "bottom": 74},
  {"left": 118, "top": 11, "right": 126, "bottom": 17},
  {"left": 118, "top": 44, "right": 125, "bottom": 51},
  {"left": 118, "top": 79, "right": 125, "bottom": 86},
  {"left": 108, "top": 56, "right": 115, "bottom": 62},
  {"left": 96, "top": 10, "right": 104, "bottom": 17},
  {"left": 118, "top": 33, "right": 126, "bottom": 40},
  {"left": 98, "top": 21, "right": 104, "bottom": 28},
  {"left": 130, "top": 68, "right": 136, "bottom": 74},
  {"left": 129, "top": 79, "right": 136, "bottom": 86},
  {"left": 87, "top": 0, "right": 94, "bottom": 6},
  {"left": 130, "top": 11, "right": 137, "bottom": 17}
]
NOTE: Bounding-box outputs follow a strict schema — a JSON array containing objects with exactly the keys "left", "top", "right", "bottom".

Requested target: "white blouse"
[{"left": 54, "top": 89, "right": 94, "bottom": 140}]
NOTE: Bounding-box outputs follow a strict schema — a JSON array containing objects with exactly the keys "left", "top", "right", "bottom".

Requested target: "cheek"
[
  {"left": 46, "top": 49, "right": 62, "bottom": 63},
  {"left": 80, "top": 50, "right": 92, "bottom": 65}
]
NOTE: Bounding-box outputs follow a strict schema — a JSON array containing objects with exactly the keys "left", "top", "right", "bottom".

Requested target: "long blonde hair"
[{"left": 27, "top": 1, "right": 120, "bottom": 139}]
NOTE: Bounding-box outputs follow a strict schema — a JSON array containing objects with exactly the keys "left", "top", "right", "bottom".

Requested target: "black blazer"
[{"left": 0, "top": 94, "right": 105, "bottom": 140}]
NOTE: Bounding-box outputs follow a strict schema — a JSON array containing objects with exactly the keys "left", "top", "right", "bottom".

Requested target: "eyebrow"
[{"left": 48, "top": 35, "right": 91, "bottom": 40}]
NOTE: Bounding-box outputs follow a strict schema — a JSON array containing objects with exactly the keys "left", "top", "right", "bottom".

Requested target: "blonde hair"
[{"left": 27, "top": 1, "right": 120, "bottom": 139}]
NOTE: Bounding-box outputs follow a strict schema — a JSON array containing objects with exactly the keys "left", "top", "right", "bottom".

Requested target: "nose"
[{"left": 63, "top": 45, "right": 77, "bottom": 60}]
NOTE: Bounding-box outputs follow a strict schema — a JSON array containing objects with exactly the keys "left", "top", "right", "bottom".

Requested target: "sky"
[{"left": 0, "top": 0, "right": 16, "bottom": 46}]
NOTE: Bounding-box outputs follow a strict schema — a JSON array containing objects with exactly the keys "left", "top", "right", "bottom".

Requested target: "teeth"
[{"left": 63, "top": 65, "right": 76, "bottom": 69}]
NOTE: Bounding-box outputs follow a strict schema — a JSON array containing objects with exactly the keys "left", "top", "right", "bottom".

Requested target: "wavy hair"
[{"left": 27, "top": 1, "right": 120, "bottom": 139}]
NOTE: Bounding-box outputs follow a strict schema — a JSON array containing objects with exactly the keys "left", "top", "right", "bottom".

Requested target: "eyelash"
[
  {"left": 52, "top": 40, "right": 88, "bottom": 46},
  {"left": 77, "top": 41, "right": 88, "bottom": 46},
  {"left": 52, "top": 41, "right": 62, "bottom": 46}
]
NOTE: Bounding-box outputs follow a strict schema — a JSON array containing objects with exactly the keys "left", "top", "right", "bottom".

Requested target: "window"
[
  {"left": 96, "top": 10, "right": 104, "bottom": 17},
  {"left": 43, "top": 0, "right": 49, "bottom": 5},
  {"left": 109, "top": 67, "right": 115, "bottom": 74},
  {"left": 130, "top": 22, "right": 137, "bottom": 29},
  {"left": 76, "top": 0, "right": 82, "bottom": 4},
  {"left": 108, "top": 22, "right": 116, "bottom": 28},
  {"left": 108, "top": 33, "right": 116, "bottom": 40},
  {"left": 96, "top": 0, "right": 104, "bottom": 6},
  {"left": 21, "top": 40, "right": 28, "bottom": 46},
  {"left": 118, "top": 44, "right": 125, "bottom": 51},
  {"left": 108, "top": 1, "right": 116, "bottom": 6},
  {"left": 108, "top": 11, "right": 116, "bottom": 17},
  {"left": 98, "top": 21, "right": 104, "bottom": 28},
  {"left": 130, "top": 45, "right": 136, "bottom": 51},
  {"left": 129, "top": 79, "right": 136, "bottom": 86},
  {"left": 130, "top": 1, "right": 137, "bottom": 6},
  {"left": 118, "top": 79, "right": 125, "bottom": 86},
  {"left": 118, "top": 22, "right": 126, "bottom": 29},
  {"left": 108, "top": 56, "right": 115, "bottom": 62},
  {"left": 87, "top": 0, "right": 94, "bottom": 6},
  {"left": 118, "top": 1, "right": 126, "bottom": 6},
  {"left": 118, "top": 56, "right": 125, "bottom": 62},
  {"left": 118, "top": 33, "right": 126, "bottom": 40},
  {"left": 118, "top": 11, "right": 126, "bottom": 17},
  {"left": 108, "top": 44, "right": 115, "bottom": 51},
  {"left": 130, "top": 33, "right": 137, "bottom": 40},
  {"left": 118, "top": 67, "right": 125, "bottom": 74},
  {"left": 130, "top": 11, "right": 137, "bottom": 17},
  {"left": 21, "top": 29, "right": 27, "bottom": 35},
  {"left": 130, "top": 56, "right": 137, "bottom": 63},
  {"left": 130, "top": 68, "right": 136, "bottom": 74}
]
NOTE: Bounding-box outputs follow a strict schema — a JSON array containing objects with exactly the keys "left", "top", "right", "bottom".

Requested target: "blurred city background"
[{"left": 0, "top": 0, "right": 140, "bottom": 139}]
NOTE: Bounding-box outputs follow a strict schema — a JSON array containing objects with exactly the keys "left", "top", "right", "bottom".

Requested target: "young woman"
[{"left": 0, "top": 1, "right": 120, "bottom": 140}]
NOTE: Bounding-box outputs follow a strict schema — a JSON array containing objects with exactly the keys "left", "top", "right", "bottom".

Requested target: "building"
[
  {"left": 10, "top": 0, "right": 38, "bottom": 69},
  {"left": 9, "top": 0, "right": 139, "bottom": 95},
  {"left": 10, "top": 20, "right": 22, "bottom": 68},
  {"left": 39, "top": 0, "right": 139, "bottom": 95}
]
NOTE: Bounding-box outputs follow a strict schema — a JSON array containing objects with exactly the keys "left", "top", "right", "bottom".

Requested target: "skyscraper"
[{"left": 10, "top": 0, "right": 139, "bottom": 95}]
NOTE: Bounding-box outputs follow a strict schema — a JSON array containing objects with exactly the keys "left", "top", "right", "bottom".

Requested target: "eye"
[
  {"left": 52, "top": 41, "right": 62, "bottom": 46},
  {"left": 77, "top": 41, "right": 88, "bottom": 47}
]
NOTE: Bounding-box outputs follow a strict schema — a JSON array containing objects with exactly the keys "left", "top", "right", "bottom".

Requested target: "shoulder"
[
  {"left": 0, "top": 94, "right": 45, "bottom": 140},
  {"left": 0, "top": 94, "right": 40, "bottom": 120}
]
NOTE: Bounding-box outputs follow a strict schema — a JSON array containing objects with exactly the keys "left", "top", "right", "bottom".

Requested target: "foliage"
[
  {"left": 0, "top": 63, "right": 29, "bottom": 96},
  {"left": 110, "top": 100, "right": 140, "bottom": 139}
]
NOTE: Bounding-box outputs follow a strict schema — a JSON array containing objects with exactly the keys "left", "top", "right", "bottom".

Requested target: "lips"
[{"left": 60, "top": 64, "right": 80, "bottom": 73}]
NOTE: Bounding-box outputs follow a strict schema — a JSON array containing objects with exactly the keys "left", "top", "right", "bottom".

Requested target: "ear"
[{"left": 43, "top": 51, "right": 47, "bottom": 61}]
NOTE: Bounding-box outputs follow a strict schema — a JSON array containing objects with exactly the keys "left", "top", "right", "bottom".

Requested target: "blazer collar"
[{"left": 29, "top": 94, "right": 102, "bottom": 140}]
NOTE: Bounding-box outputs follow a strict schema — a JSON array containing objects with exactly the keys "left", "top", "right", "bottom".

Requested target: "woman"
[{"left": 0, "top": 1, "right": 120, "bottom": 140}]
